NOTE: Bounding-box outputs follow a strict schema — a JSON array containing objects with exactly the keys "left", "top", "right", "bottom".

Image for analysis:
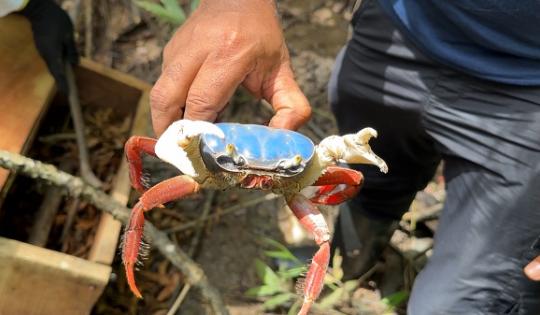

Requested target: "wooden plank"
[
  {"left": 87, "top": 83, "right": 151, "bottom": 265},
  {"left": 0, "top": 15, "right": 55, "bottom": 191},
  {"left": 79, "top": 58, "right": 151, "bottom": 92},
  {"left": 0, "top": 237, "right": 111, "bottom": 315}
]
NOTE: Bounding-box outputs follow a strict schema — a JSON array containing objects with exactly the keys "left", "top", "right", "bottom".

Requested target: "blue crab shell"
[{"left": 200, "top": 123, "right": 315, "bottom": 176}]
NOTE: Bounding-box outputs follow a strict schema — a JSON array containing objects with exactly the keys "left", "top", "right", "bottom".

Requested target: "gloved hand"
[{"left": 18, "top": 0, "right": 79, "bottom": 94}]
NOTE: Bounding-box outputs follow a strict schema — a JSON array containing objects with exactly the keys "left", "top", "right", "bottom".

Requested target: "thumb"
[
  {"left": 524, "top": 256, "right": 540, "bottom": 281},
  {"left": 265, "top": 65, "right": 311, "bottom": 130}
]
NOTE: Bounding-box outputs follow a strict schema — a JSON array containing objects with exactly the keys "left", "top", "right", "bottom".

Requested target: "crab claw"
[
  {"left": 317, "top": 127, "right": 388, "bottom": 173},
  {"left": 155, "top": 120, "right": 225, "bottom": 177}
]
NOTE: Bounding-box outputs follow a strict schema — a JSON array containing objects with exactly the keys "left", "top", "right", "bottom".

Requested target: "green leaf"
[
  {"left": 264, "top": 250, "right": 299, "bottom": 262},
  {"left": 278, "top": 265, "right": 307, "bottom": 279},
  {"left": 135, "top": 0, "right": 185, "bottom": 24},
  {"left": 261, "top": 237, "right": 301, "bottom": 263},
  {"left": 245, "top": 285, "right": 282, "bottom": 297},
  {"left": 254, "top": 259, "right": 281, "bottom": 287},
  {"left": 287, "top": 299, "right": 302, "bottom": 315},
  {"left": 190, "top": 0, "right": 200, "bottom": 13},
  {"left": 381, "top": 290, "right": 409, "bottom": 309},
  {"left": 263, "top": 292, "right": 295, "bottom": 310},
  {"left": 324, "top": 273, "right": 340, "bottom": 287},
  {"left": 318, "top": 287, "right": 345, "bottom": 309},
  {"left": 331, "top": 249, "right": 344, "bottom": 281},
  {"left": 343, "top": 280, "right": 359, "bottom": 293},
  {"left": 161, "top": 0, "right": 186, "bottom": 22}
]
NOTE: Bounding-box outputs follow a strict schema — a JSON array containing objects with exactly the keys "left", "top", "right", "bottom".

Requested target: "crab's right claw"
[{"left": 155, "top": 120, "right": 225, "bottom": 177}]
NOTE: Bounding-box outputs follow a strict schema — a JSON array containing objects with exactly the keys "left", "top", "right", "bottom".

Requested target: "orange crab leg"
[
  {"left": 310, "top": 166, "right": 364, "bottom": 205},
  {"left": 287, "top": 194, "right": 330, "bottom": 315},
  {"left": 123, "top": 175, "right": 199, "bottom": 298},
  {"left": 125, "top": 136, "right": 158, "bottom": 193}
]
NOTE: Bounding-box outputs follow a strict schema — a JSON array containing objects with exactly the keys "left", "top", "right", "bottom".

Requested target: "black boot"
[{"left": 331, "top": 202, "right": 398, "bottom": 280}]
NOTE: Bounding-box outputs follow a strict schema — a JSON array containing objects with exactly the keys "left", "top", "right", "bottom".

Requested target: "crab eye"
[{"left": 226, "top": 144, "right": 235, "bottom": 154}]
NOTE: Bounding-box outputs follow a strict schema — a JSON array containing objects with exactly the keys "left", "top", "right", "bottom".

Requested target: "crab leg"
[
  {"left": 125, "top": 136, "right": 158, "bottom": 193},
  {"left": 123, "top": 175, "right": 199, "bottom": 298},
  {"left": 287, "top": 193, "right": 331, "bottom": 315},
  {"left": 310, "top": 166, "right": 364, "bottom": 205}
]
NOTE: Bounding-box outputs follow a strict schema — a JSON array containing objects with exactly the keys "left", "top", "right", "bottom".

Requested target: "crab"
[{"left": 123, "top": 120, "right": 387, "bottom": 315}]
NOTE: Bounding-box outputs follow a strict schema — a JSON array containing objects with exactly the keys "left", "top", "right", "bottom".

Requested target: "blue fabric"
[
  {"left": 201, "top": 123, "right": 314, "bottom": 167},
  {"left": 376, "top": 0, "right": 540, "bottom": 85}
]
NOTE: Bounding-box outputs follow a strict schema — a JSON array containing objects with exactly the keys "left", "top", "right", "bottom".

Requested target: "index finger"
[{"left": 150, "top": 53, "right": 205, "bottom": 136}]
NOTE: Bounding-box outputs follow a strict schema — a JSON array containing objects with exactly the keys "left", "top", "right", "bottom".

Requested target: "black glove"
[{"left": 18, "top": 0, "right": 79, "bottom": 94}]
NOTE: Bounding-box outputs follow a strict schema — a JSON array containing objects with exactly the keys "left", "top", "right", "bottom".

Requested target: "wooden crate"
[{"left": 0, "top": 15, "right": 151, "bottom": 315}]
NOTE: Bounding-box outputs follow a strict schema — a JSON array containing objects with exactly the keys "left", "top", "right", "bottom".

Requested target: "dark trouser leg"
[
  {"left": 409, "top": 75, "right": 540, "bottom": 315},
  {"left": 328, "top": 0, "right": 441, "bottom": 279},
  {"left": 330, "top": 0, "right": 540, "bottom": 313}
]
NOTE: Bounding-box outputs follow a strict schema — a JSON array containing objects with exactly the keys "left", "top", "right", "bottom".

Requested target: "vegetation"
[
  {"left": 135, "top": 0, "right": 200, "bottom": 25},
  {"left": 247, "top": 237, "right": 408, "bottom": 314}
]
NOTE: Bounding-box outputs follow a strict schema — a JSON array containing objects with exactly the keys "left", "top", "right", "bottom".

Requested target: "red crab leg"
[
  {"left": 123, "top": 175, "right": 199, "bottom": 298},
  {"left": 125, "top": 136, "right": 158, "bottom": 193},
  {"left": 310, "top": 166, "right": 364, "bottom": 205},
  {"left": 287, "top": 193, "right": 330, "bottom": 315}
]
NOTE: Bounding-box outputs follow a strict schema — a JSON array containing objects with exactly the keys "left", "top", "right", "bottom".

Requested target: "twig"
[
  {"left": 38, "top": 133, "right": 77, "bottom": 144},
  {"left": 0, "top": 150, "right": 229, "bottom": 315},
  {"left": 28, "top": 185, "right": 64, "bottom": 246},
  {"left": 169, "top": 190, "right": 215, "bottom": 313},
  {"left": 28, "top": 161, "right": 73, "bottom": 247},
  {"left": 84, "top": 0, "right": 92, "bottom": 57},
  {"left": 65, "top": 64, "right": 103, "bottom": 188},
  {"left": 402, "top": 203, "right": 443, "bottom": 223},
  {"left": 167, "top": 284, "right": 192, "bottom": 315},
  {"left": 188, "top": 190, "right": 216, "bottom": 257},
  {"left": 357, "top": 262, "right": 382, "bottom": 285},
  {"left": 165, "top": 193, "right": 279, "bottom": 234},
  {"left": 61, "top": 199, "right": 81, "bottom": 249}
]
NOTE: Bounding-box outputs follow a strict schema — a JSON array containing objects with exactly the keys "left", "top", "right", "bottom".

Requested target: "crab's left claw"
[
  {"left": 317, "top": 127, "right": 388, "bottom": 173},
  {"left": 155, "top": 120, "right": 225, "bottom": 177},
  {"left": 343, "top": 128, "right": 388, "bottom": 173}
]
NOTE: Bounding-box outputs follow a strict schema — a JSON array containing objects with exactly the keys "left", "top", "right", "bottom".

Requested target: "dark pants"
[{"left": 329, "top": 0, "right": 540, "bottom": 314}]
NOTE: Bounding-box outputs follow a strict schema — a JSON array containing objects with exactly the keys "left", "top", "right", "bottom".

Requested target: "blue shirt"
[{"left": 377, "top": 0, "right": 540, "bottom": 85}]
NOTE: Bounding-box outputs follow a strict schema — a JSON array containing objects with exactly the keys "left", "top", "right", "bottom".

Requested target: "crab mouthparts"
[{"left": 240, "top": 174, "right": 274, "bottom": 190}]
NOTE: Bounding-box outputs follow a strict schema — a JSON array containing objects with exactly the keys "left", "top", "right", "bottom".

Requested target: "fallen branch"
[{"left": 0, "top": 150, "right": 229, "bottom": 315}]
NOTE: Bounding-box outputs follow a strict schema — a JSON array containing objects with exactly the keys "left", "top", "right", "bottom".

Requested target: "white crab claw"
[
  {"left": 155, "top": 120, "right": 225, "bottom": 177},
  {"left": 317, "top": 127, "right": 388, "bottom": 173}
]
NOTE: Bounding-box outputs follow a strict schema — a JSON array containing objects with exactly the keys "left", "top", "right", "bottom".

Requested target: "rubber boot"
[{"left": 331, "top": 202, "right": 399, "bottom": 280}]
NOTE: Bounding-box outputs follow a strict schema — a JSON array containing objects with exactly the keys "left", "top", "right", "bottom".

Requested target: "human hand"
[
  {"left": 524, "top": 256, "right": 540, "bottom": 281},
  {"left": 150, "top": 0, "right": 311, "bottom": 136},
  {"left": 19, "top": 0, "right": 79, "bottom": 94}
]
